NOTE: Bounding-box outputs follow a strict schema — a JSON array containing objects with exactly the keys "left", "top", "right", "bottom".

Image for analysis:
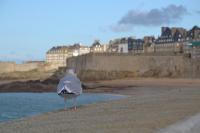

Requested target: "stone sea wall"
[
  {"left": 0, "top": 62, "right": 58, "bottom": 74},
  {"left": 67, "top": 53, "right": 200, "bottom": 80}
]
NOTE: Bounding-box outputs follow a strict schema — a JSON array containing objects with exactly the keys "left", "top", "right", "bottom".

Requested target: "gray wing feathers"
[{"left": 57, "top": 74, "right": 82, "bottom": 95}]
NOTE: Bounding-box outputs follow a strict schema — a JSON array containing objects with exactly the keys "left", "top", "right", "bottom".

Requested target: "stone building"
[
  {"left": 144, "top": 36, "right": 155, "bottom": 46},
  {"left": 90, "top": 40, "right": 108, "bottom": 53},
  {"left": 69, "top": 43, "right": 90, "bottom": 56},
  {"left": 156, "top": 27, "right": 187, "bottom": 44},
  {"left": 157, "top": 26, "right": 200, "bottom": 43},
  {"left": 128, "top": 38, "right": 144, "bottom": 53},
  {"left": 108, "top": 38, "right": 128, "bottom": 53},
  {"left": 108, "top": 37, "right": 144, "bottom": 54},
  {"left": 46, "top": 46, "right": 72, "bottom": 67},
  {"left": 108, "top": 44, "right": 118, "bottom": 53},
  {"left": 151, "top": 42, "right": 185, "bottom": 54},
  {"left": 46, "top": 43, "right": 90, "bottom": 68},
  {"left": 187, "top": 26, "right": 200, "bottom": 41},
  {"left": 114, "top": 26, "right": 200, "bottom": 54},
  {"left": 118, "top": 43, "right": 128, "bottom": 53},
  {"left": 143, "top": 36, "right": 155, "bottom": 53},
  {"left": 151, "top": 26, "right": 200, "bottom": 54}
]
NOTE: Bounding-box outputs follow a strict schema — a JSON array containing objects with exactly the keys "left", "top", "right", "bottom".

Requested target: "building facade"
[
  {"left": 109, "top": 37, "right": 144, "bottom": 54},
  {"left": 156, "top": 27, "right": 188, "bottom": 44},
  {"left": 150, "top": 26, "right": 200, "bottom": 54},
  {"left": 46, "top": 44, "right": 90, "bottom": 68},
  {"left": 143, "top": 36, "right": 155, "bottom": 53},
  {"left": 70, "top": 44, "right": 90, "bottom": 56},
  {"left": 90, "top": 40, "right": 108, "bottom": 53},
  {"left": 118, "top": 43, "right": 128, "bottom": 53},
  {"left": 128, "top": 38, "right": 144, "bottom": 53},
  {"left": 46, "top": 25, "right": 200, "bottom": 65},
  {"left": 108, "top": 38, "right": 128, "bottom": 53},
  {"left": 187, "top": 26, "right": 200, "bottom": 41},
  {"left": 46, "top": 46, "right": 72, "bottom": 67}
]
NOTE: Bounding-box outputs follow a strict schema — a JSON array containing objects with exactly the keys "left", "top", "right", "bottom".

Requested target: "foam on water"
[{"left": 0, "top": 93, "right": 126, "bottom": 122}]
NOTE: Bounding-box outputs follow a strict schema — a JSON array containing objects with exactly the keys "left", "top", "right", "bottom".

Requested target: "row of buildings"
[
  {"left": 116, "top": 25, "right": 200, "bottom": 54},
  {"left": 46, "top": 25, "right": 200, "bottom": 67},
  {"left": 46, "top": 44, "right": 91, "bottom": 66}
]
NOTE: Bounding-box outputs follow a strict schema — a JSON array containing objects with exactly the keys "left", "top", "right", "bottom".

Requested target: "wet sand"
[{"left": 0, "top": 78, "right": 200, "bottom": 133}]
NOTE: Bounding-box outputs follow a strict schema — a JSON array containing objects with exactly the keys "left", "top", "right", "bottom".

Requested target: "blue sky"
[{"left": 0, "top": 0, "right": 199, "bottom": 62}]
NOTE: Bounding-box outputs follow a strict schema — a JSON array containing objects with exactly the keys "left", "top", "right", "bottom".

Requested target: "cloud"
[
  {"left": 111, "top": 4, "right": 187, "bottom": 32},
  {"left": 110, "top": 24, "right": 133, "bottom": 33},
  {"left": 196, "top": 10, "right": 200, "bottom": 14}
]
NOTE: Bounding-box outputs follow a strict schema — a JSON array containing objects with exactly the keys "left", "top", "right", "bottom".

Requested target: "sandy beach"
[{"left": 0, "top": 78, "right": 200, "bottom": 133}]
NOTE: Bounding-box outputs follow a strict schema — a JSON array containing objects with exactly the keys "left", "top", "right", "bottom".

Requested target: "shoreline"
[
  {"left": 1, "top": 78, "right": 200, "bottom": 93},
  {"left": 0, "top": 78, "right": 200, "bottom": 133}
]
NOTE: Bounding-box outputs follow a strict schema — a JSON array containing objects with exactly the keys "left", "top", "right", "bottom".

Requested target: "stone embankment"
[{"left": 67, "top": 53, "right": 200, "bottom": 80}]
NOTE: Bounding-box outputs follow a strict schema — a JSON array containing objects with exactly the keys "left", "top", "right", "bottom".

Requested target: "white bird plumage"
[{"left": 57, "top": 69, "right": 82, "bottom": 110}]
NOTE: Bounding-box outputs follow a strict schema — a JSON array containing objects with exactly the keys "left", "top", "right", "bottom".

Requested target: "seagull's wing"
[{"left": 57, "top": 74, "right": 82, "bottom": 95}]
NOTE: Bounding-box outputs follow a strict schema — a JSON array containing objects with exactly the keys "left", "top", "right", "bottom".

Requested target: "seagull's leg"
[{"left": 64, "top": 96, "right": 67, "bottom": 110}]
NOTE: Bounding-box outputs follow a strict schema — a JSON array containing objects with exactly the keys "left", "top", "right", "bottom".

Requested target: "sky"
[{"left": 0, "top": 0, "right": 200, "bottom": 62}]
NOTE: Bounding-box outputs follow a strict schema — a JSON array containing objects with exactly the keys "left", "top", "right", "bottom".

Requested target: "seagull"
[{"left": 57, "top": 69, "right": 82, "bottom": 110}]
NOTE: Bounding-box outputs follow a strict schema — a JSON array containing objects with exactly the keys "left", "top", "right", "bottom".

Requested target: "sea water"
[{"left": 0, "top": 93, "right": 126, "bottom": 122}]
